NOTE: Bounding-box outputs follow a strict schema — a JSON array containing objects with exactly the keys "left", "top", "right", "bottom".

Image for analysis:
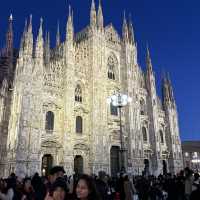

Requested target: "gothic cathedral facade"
[{"left": 0, "top": 1, "right": 183, "bottom": 177}]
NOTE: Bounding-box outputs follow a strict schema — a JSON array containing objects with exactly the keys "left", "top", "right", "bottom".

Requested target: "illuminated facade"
[{"left": 0, "top": 1, "right": 183, "bottom": 177}]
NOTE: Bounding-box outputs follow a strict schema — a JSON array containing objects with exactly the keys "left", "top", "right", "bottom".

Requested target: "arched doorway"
[
  {"left": 74, "top": 155, "right": 83, "bottom": 175},
  {"left": 42, "top": 154, "right": 53, "bottom": 176},
  {"left": 163, "top": 160, "right": 167, "bottom": 175},
  {"left": 110, "top": 146, "right": 120, "bottom": 177},
  {"left": 143, "top": 159, "right": 150, "bottom": 176}
]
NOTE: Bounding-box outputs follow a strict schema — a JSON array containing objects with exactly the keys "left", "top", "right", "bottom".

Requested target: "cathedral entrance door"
[
  {"left": 42, "top": 154, "right": 53, "bottom": 176},
  {"left": 162, "top": 160, "right": 167, "bottom": 175},
  {"left": 144, "top": 159, "right": 150, "bottom": 176},
  {"left": 74, "top": 155, "right": 83, "bottom": 175},
  {"left": 110, "top": 146, "right": 120, "bottom": 177}
]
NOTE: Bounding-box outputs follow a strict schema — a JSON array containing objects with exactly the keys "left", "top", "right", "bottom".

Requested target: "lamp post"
[{"left": 108, "top": 92, "right": 132, "bottom": 172}]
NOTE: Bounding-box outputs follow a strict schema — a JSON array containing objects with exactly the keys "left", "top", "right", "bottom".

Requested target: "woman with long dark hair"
[
  {"left": 75, "top": 174, "right": 101, "bottom": 200},
  {"left": 21, "top": 178, "right": 35, "bottom": 200},
  {"left": 0, "top": 178, "right": 15, "bottom": 200}
]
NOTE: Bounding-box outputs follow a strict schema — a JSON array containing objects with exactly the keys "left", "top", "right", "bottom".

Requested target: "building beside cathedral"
[{"left": 0, "top": 0, "right": 183, "bottom": 177}]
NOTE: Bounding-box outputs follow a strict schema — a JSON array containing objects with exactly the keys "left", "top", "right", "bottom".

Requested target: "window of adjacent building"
[
  {"left": 76, "top": 116, "right": 83, "bottom": 134},
  {"left": 160, "top": 130, "right": 164, "bottom": 144},
  {"left": 142, "top": 127, "right": 148, "bottom": 143},
  {"left": 110, "top": 103, "right": 118, "bottom": 116},
  {"left": 75, "top": 84, "right": 82, "bottom": 103},
  {"left": 193, "top": 152, "right": 198, "bottom": 158},
  {"left": 45, "top": 111, "right": 54, "bottom": 131}
]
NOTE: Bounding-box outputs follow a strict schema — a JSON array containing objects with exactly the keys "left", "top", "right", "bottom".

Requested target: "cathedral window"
[
  {"left": 110, "top": 103, "right": 118, "bottom": 116},
  {"left": 108, "top": 65, "right": 115, "bottom": 80},
  {"left": 76, "top": 116, "right": 83, "bottom": 134},
  {"left": 140, "top": 99, "right": 146, "bottom": 115},
  {"left": 75, "top": 84, "right": 82, "bottom": 103},
  {"left": 142, "top": 127, "right": 148, "bottom": 143},
  {"left": 107, "top": 54, "right": 118, "bottom": 80},
  {"left": 45, "top": 111, "right": 54, "bottom": 132},
  {"left": 159, "top": 130, "right": 164, "bottom": 144}
]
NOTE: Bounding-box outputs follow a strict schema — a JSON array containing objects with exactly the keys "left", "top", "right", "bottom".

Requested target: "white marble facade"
[{"left": 0, "top": 0, "right": 183, "bottom": 177}]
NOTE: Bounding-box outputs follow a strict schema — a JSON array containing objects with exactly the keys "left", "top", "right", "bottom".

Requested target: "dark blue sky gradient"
[{"left": 0, "top": 0, "right": 199, "bottom": 141}]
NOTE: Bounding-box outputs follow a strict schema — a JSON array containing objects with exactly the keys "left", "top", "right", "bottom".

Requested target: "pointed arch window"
[
  {"left": 108, "top": 64, "right": 115, "bottom": 80},
  {"left": 160, "top": 130, "right": 164, "bottom": 144},
  {"left": 45, "top": 111, "right": 54, "bottom": 132},
  {"left": 76, "top": 116, "right": 83, "bottom": 134},
  {"left": 75, "top": 84, "right": 82, "bottom": 103},
  {"left": 107, "top": 55, "right": 118, "bottom": 80},
  {"left": 140, "top": 99, "right": 146, "bottom": 115},
  {"left": 110, "top": 103, "right": 118, "bottom": 116},
  {"left": 142, "top": 127, "right": 148, "bottom": 143}
]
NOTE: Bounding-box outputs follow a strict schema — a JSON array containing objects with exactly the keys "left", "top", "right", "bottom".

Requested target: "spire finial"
[
  {"left": 56, "top": 20, "right": 60, "bottom": 46},
  {"left": 40, "top": 17, "right": 43, "bottom": 25},
  {"left": 30, "top": 14, "right": 32, "bottom": 24},
  {"left": 38, "top": 17, "right": 43, "bottom": 37},
  {"left": 128, "top": 13, "right": 135, "bottom": 43},
  {"left": 90, "top": 0, "right": 97, "bottom": 27},
  {"left": 97, "top": 0, "right": 103, "bottom": 30},
  {"left": 69, "top": 4, "right": 71, "bottom": 15},
  {"left": 122, "top": 11, "right": 129, "bottom": 42},
  {"left": 9, "top": 14, "right": 13, "bottom": 21},
  {"left": 92, "top": 0, "right": 95, "bottom": 8},
  {"left": 6, "top": 12, "right": 14, "bottom": 57},
  {"left": 146, "top": 43, "right": 153, "bottom": 72},
  {"left": 28, "top": 14, "right": 32, "bottom": 32},
  {"left": 66, "top": 4, "right": 74, "bottom": 41},
  {"left": 146, "top": 43, "right": 150, "bottom": 58}
]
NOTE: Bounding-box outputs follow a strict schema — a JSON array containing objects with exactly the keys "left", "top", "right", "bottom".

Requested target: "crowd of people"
[{"left": 0, "top": 166, "right": 199, "bottom": 200}]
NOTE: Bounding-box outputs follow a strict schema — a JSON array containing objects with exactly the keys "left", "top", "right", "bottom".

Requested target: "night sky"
[{"left": 0, "top": 0, "right": 199, "bottom": 141}]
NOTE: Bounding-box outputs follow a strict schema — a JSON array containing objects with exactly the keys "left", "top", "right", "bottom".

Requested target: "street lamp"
[{"left": 107, "top": 92, "right": 132, "bottom": 172}]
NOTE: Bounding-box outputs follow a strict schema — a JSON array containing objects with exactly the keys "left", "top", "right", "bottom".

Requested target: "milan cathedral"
[{"left": 0, "top": 0, "right": 183, "bottom": 177}]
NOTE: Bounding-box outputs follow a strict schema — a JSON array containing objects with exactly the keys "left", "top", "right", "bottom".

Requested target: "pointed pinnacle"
[
  {"left": 38, "top": 17, "right": 43, "bottom": 37},
  {"left": 146, "top": 43, "right": 150, "bottom": 57},
  {"left": 99, "top": 0, "right": 102, "bottom": 9},
  {"left": 123, "top": 10, "right": 127, "bottom": 22},
  {"left": 56, "top": 21, "right": 60, "bottom": 46},
  {"left": 69, "top": 5, "right": 71, "bottom": 16},
  {"left": 91, "top": 0, "right": 95, "bottom": 9},
  {"left": 28, "top": 14, "right": 32, "bottom": 32},
  {"left": 9, "top": 14, "right": 13, "bottom": 21}
]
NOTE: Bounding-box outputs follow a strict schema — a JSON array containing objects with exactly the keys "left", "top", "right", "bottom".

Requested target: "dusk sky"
[{"left": 0, "top": 0, "right": 199, "bottom": 141}]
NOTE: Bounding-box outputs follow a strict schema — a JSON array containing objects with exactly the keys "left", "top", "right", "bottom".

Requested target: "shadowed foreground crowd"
[{"left": 0, "top": 166, "right": 199, "bottom": 200}]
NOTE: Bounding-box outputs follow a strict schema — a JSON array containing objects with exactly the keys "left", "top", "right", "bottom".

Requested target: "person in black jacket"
[
  {"left": 95, "top": 171, "right": 108, "bottom": 200},
  {"left": 190, "top": 184, "right": 200, "bottom": 200}
]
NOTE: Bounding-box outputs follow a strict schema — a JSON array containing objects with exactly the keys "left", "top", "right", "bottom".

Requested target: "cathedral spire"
[
  {"left": 97, "top": 0, "right": 104, "bottom": 31},
  {"left": 90, "top": 0, "right": 97, "bottom": 27},
  {"left": 56, "top": 21, "right": 60, "bottom": 47},
  {"left": 5, "top": 14, "right": 14, "bottom": 81},
  {"left": 44, "top": 31, "right": 50, "bottom": 64},
  {"left": 128, "top": 14, "right": 135, "bottom": 44},
  {"left": 6, "top": 14, "right": 13, "bottom": 57},
  {"left": 146, "top": 45, "right": 153, "bottom": 72},
  {"left": 122, "top": 11, "right": 129, "bottom": 43},
  {"left": 35, "top": 18, "right": 44, "bottom": 59},
  {"left": 162, "top": 73, "right": 171, "bottom": 104},
  {"left": 18, "top": 15, "right": 33, "bottom": 60},
  {"left": 19, "top": 19, "right": 27, "bottom": 58},
  {"left": 28, "top": 14, "right": 32, "bottom": 34},
  {"left": 66, "top": 5, "right": 74, "bottom": 41},
  {"left": 167, "top": 73, "right": 175, "bottom": 102}
]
